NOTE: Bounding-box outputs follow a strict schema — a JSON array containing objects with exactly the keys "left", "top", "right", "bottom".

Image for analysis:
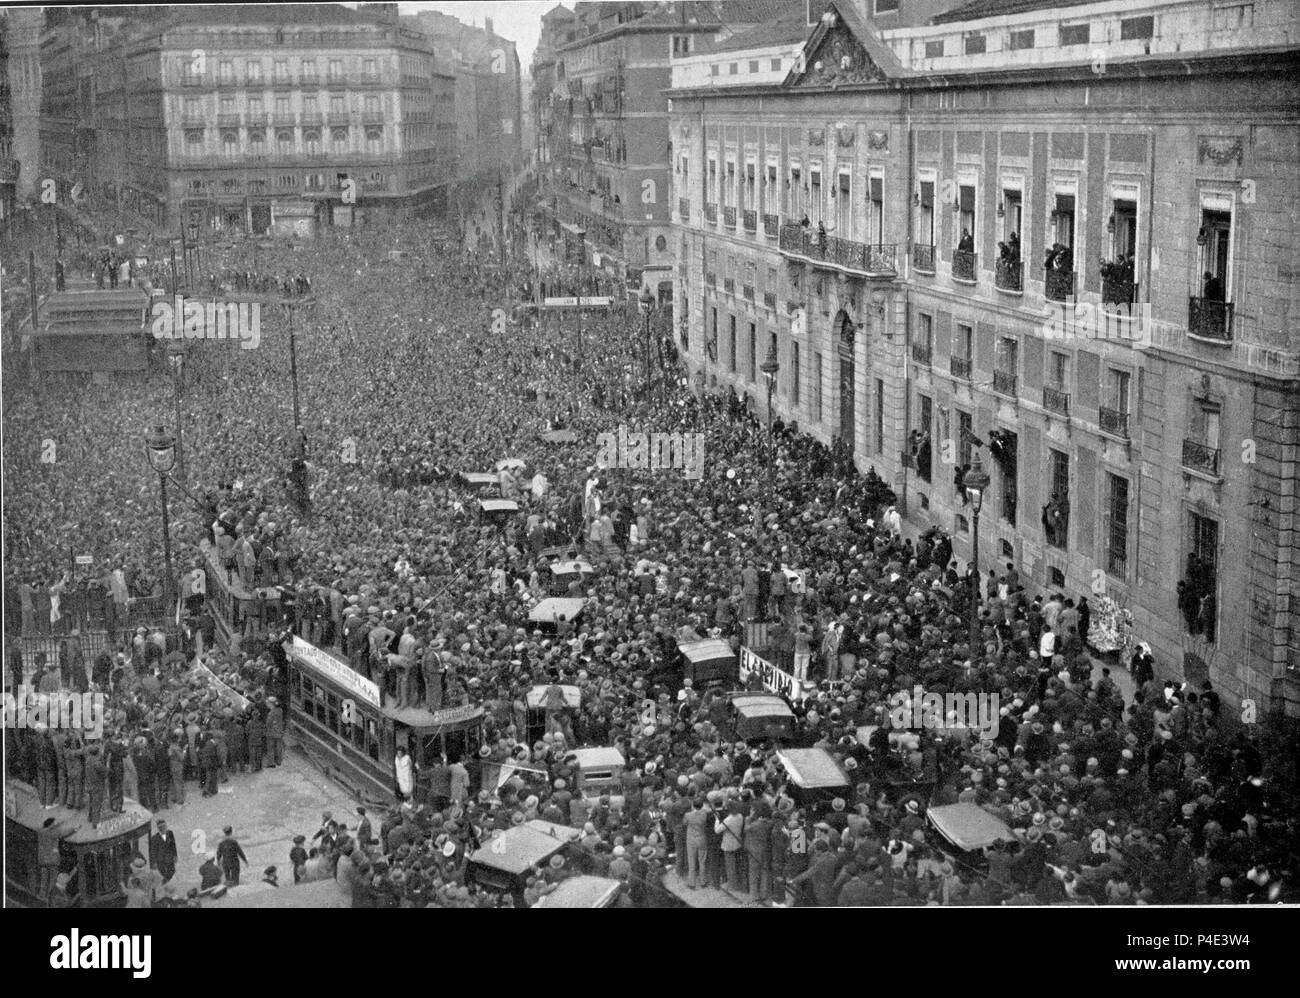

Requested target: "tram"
[
  {"left": 5, "top": 779, "right": 153, "bottom": 907},
  {"left": 284, "top": 636, "right": 485, "bottom": 804}
]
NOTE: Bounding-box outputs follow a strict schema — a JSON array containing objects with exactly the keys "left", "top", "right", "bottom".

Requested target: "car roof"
[
  {"left": 677, "top": 638, "right": 735, "bottom": 662},
  {"left": 776, "top": 748, "right": 849, "bottom": 789},
  {"left": 570, "top": 747, "right": 625, "bottom": 769}
]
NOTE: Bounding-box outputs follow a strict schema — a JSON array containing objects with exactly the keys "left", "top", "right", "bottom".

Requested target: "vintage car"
[
  {"left": 676, "top": 637, "right": 737, "bottom": 687},
  {"left": 775, "top": 748, "right": 851, "bottom": 818},
  {"left": 465, "top": 820, "right": 582, "bottom": 906},
  {"left": 726, "top": 692, "right": 796, "bottom": 744},
  {"left": 532, "top": 875, "right": 624, "bottom": 909}
]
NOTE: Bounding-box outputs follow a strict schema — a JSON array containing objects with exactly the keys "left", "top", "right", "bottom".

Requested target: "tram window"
[
  {"left": 366, "top": 720, "right": 380, "bottom": 761},
  {"left": 325, "top": 692, "right": 340, "bottom": 733},
  {"left": 348, "top": 714, "right": 367, "bottom": 753},
  {"left": 314, "top": 685, "right": 328, "bottom": 725}
]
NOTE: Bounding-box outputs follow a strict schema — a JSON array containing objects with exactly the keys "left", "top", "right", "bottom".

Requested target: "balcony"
[
  {"left": 723, "top": 206, "right": 737, "bottom": 229},
  {"left": 1046, "top": 267, "right": 1075, "bottom": 302},
  {"left": 271, "top": 114, "right": 297, "bottom": 127},
  {"left": 1043, "top": 385, "right": 1071, "bottom": 415},
  {"left": 300, "top": 113, "right": 325, "bottom": 128},
  {"left": 913, "top": 243, "right": 935, "bottom": 273},
  {"left": 743, "top": 284, "right": 754, "bottom": 302},
  {"left": 993, "top": 369, "right": 1018, "bottom": 398},
  {"left": 217, "top": 114, "right": 242, "bottom": 128},
  {"left": 723, "top": 277, "right": 735, "bottom": 294},
  {"left": 950, "top": 356, "right": 971, "bottom": 380},
  {"left": 763, "top": 291, "right": 777, "bottom": 309},
  {"left": 743, "top": 209, "right": 757, "bottom": 232},
  {"left": 361, "top": 111, "right": 385, "bottom": 125},
  {"left": 213, "top": 75, "right": 241, "bottom": 90},
  {"left": 763, "top": 213, "right": 779, "bottom": 237},
  {"left": 912, "top": 342, "right": 932, "bottom": 366},
  {"left": 994, "top": 257, "right": 1022, "bottom": 293},
  {"left": 952, "top": 249, "right": 977, "bottom": 283},
  {"left": 678, "top": 197, "right": 690, "bottom": 221},
  {"left": 1102, "top": 274, "right": 1138, "bottom": 306},
  {"left": 704, "top": 202, "right": 717, "bottom": 223},
  {"left": 1188, "top": 298, "right": 1234, "bottom": 343},
  {"left": 778, "top": 223, "right": 898, "bottom": 278},
  {"left": 1182, "top": 438, "right": 1221, "bottom": 477},
  {"left": 1099, "top": 406, "right": 1129, "bottom": 438}
]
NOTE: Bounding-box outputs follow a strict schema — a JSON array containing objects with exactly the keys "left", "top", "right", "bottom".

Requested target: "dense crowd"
[{"left": 4, "top": 191, "right": 1297, "bottom": 908}]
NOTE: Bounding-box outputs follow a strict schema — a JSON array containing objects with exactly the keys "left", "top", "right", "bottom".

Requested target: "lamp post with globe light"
[
  {"left": 963, "top": 454, "right": 991, "bottom": 657},
  {"left": 639, "top": 286, "right": 655, "bottom": 399},
  {"left": 760, "top": 340, "right": 780, "bottom": 493},
  {"left": 145, "top": 425, "right": 177, "bottom": 619}
]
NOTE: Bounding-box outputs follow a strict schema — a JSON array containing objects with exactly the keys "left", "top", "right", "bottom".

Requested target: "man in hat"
[
  {"left": 150, "top": 818, "right": 178, "bottom": 884},
  {"left": 265, "top": 697, "right": 284, "bottom": 766},
  {"left": 216, "top": 826, "right": 248, "bottom": 886},
  {"left": 290, "top": 835, "right": 309, "bottom": 884}
]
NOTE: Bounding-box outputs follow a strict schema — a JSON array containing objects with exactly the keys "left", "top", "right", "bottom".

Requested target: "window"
[
  {"left": 997, "top": 336, "right": 1018, "bottom": 376},
  {"left": 304, "top": 95, "right": 318, "bottom": 117},
  {"left": 918, "top": 312, "right": 932, "bottom": 359},
  {"left": 363, "top": 58, "right": 377, "bottom": 80},
  {"left": 729, "top": 63, "right": 738, "bottom": 76},
  {"left": 1189, "top": 399, "right": 1221, "bottom": 451},
  {"left": 1120, "top": 15, "right": 1154, "bottom": 40},
  {"left": 925, "top": 39, "right": 945, "bottom": 58},
  {"left": 792, "top": 342, "right": 801, "bottom": 405},
  {"left": 1107, "top": 474, "right": 1129, "bottom": 578},
  {"left": 965, "top": 34, "right": 986, "bottom": 55},
  {"left": 219, "top": 60, "right": 233, "bottom": 83},
  {"left": 301, "top": 60, "right": 317, "bottom": 83},
  {"left": 765, "top": 164, "right": 777, "bottom": 212},
  {"left": 748, "top": 323, "right": 757, "bottom": 381},
  {"left": 916, "top": 395, "right": 932, "bottom": 483},
  {"left": 957, "top": 323, "right": 973, "bottom": 366},
  {"left": 837, "top": 172, "right": 852, "bottom": 236},
  {"left": 1185, "top": 513, "right": 1218, "bottom": 641},
  {"left": 184, "top": 97, "right": 199, "bottom": 119},
  {"left": 958, "top": 183, "right": 975, "bottom": 249},
  {"left": 1053, "top": 193, "right": 1076, "bottom": 254},
  {"left": 707, "top": 157, "right": 717, "bottom": 202},
  {"left": 246, "top": 60, "right": 262, "bottom": 82},
  {"left": 874, "top": 378, "right": 884, "bottom": 455},
  {"left": 1050, "top": 351, "right": 1069, "bottom": 389},
  {"left": 745, "top": 162, "right": 756, "bottom": 209},
  {"left": 274, "top": 59, "right": 289, "bottom": 82},
  {"left": 220, "top": 97, "right": 235, "bottom": 117},
  {"left": 671, "top": 35, "right": 691, "bottom": 57},
  {"left": 221, "top": 129, "right": 238, "bottom": 155},
  {"left": 1002, "top": 189, "right": 1022, "bottom": 247},
  {"left": 1060, "top": 23, "right": 1091, "bottom": 46},
  {"left": 365, "top": 95, "right": 380, "bottom": 116},
  {"left": 771, "top": 58, "right": 782, "bottom": 72},
  {"left": 729, "top": 315, "right": 737, "bottom": 373},
  {"left": 185, "top": 129, "right": 204, "bottom": 145},
  {"left": 809, "top": 168, "right": 822, "bottom": 223},
  {"left": 328, "top": 59, "right": 343, "bottom": 81},
  {"left": 330, "top": 94, "right": 345, "bottom": 117},
  {"left": 1047, "top": 449, "right": 1069, "bottom": 549},
  {"left": 1010, "top": 29, "right": 1035, "bottom": 50},
  {"left": 249, "top": 129, "right": 265, "bottom": 153},
  {"left": 331, "top": 126, "right": 349, "bottom": 152},
  {"left": 919, "top": 179, "right": 935, "bottom": 247},
  {"left": 875, "top": 0, "right": 900, "bottom": 12},
  {"left": 958, "top": 410, "right": 972, "bottom": 466},
  {"left": 710, "top": 64, "right": 719, "bottom": 77},
  {"left": 249, "top": 96, "right": 264, "bottom": 117},
  {"left": 1199, "top": 206, "right": 1232, "bottom": 301},
  {"left": 749, "top": 60, "right": 760, "bottom": 74},
  {"left": 868, "top": 175, "right": 883, "bottom": 245},
  {"left": 998, "top": 430, "right": 1017, "bottom": 525},
  {"left": 275, "top": 96, "right": 290, "bottom": 119},
  {"left": 788, "top": 165, "right": 801, "bottom": 216},
  {"left": 724, "top": 160, "right": 735, "bottom": 207},
  {"left": 1107, "top": 368, "right": 1130, "bottom": 417},
  {"left": 814, "top": 352, "right": 824, "bottom": 422}
]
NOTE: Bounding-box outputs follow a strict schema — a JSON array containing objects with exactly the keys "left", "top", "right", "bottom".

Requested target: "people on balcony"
[
  {"left": 1202, "top": 271, "right": 1224, "bottom": 302},
  {"left": 998, "top": 232, "right": 1020, "bottom": 263},
  {"left": 1045, "top": 243, "right": 1073, "bottom": 272},
  {"left": 957, "top": 229, "right": 974, "bottom": 254}
]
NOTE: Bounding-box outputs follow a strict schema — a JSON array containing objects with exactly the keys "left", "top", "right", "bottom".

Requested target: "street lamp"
[
  {"left": 639, "top": 286, "right": 655, "bottom": 398},
  {"left": 963, "top": 454, "right": 991, "bottom": 659},
  {"left": 145, "top": 425, "right": 177, "bottom": 625},
  {"left": 166, "top": 341, "right": 186, "bottom": 480},
  {"left": 760, "top": 339, "right": 780, "bottom": 491}
]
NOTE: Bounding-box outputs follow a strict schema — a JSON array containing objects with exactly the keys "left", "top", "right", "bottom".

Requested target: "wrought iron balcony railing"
[
  {"left": 742, "top": 209, "right": 757, "bottom": 232},
  {"left": 994, "top": 257, "right": 1022, "bottom": 293},
  {"left": 1099, "top": 406, "right": 1129, "bottom": 438},
  {"left": 993, "top": 369, "right": 1018, "bottom": 397},
  {"left": 763, "top": 213, "right": 779, "bottom": 237},
  {"left": 950, "top": 356, "right": 971, "bottom": 380},
  {"left": 778, "top": 223, "right": 897, "bottom": 277},
  {"left": 1188, "top": 297, "right": 1234, "bottom": 342},
  {"left": 704, "top": 202, "right": 717, "bottom": 223},
  {"left": 1046, "top": 267, "right": 1075, "bottom": 302},
  {"left": 1043, "top": 385, "right": 1071, "bottom": 415},
  {"left": 763, "top": 291, "right": 777, "bottom": 309},
  {"left": 743, "top": 284, "right": 754, "bottom": 301},
  {"left": 952, "top": 249, "right": 977, "bottom": 283},
  {"left": 913, "top": 243, "right": 935, "bottom": 272},
  {"left": 1182, "top": 438, "right": 1221, "bottom": 476},
  {"left": 912, "top": 343, "right": 932, "bottom": 366},
  {"left": 723, "top": 206, "right": 737, "bottom": 228}
]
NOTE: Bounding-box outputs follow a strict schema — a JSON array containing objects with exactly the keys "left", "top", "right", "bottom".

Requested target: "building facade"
[
  {"left": 36, "top": 4, "right": 463, "bottom": 235},
  {"left": 670, "top": 0, "right": 1300, "bottom": 715},
  {"left": 3, "top": 6, "right": 42, "bottom": 206},
  {"left": 534, "top": 1, "right": 786, "bottom": 297}
]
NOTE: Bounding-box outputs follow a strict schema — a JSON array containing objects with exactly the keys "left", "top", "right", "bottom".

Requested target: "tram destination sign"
[{"left": 289, "top": 636, "right": 381, "bottom": 708}]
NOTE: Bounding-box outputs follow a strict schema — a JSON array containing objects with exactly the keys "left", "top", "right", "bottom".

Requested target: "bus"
[{"left": 284, "top": 636, "right": 485, "bottom": 805}]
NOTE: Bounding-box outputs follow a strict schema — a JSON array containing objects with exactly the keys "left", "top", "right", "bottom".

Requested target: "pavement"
[{"left": 150, "top": 742, "right": 359, "bottom": 895}]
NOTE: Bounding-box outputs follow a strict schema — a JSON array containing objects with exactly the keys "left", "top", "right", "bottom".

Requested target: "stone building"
[{"left": 670, "top": 0, "right": 1300, "bottom": 715}]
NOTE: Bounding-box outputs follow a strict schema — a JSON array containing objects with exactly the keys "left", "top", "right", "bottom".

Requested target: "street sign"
[
  {"left": 75, "top": 555, "right": 93, "bottom": 566},
  {"left": 542, "top": 296, "right": 612, "bottom": 308}
]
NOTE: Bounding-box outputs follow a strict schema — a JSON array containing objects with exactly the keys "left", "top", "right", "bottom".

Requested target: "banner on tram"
[
  {"left": 289, "top": 636, "right": 381, "bottom": 709},
  {"left": 541, "top": 296, "right": 612, "bottom": 308}
]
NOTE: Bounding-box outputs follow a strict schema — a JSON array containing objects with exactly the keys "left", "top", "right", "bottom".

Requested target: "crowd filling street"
[{"left": 3, "top": 190, "right": 1297, "bottom": 909}]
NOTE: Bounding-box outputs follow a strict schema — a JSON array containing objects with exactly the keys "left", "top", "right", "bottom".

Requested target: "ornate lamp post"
[
  {"left": 639, "top": 286, "right": 655, "bottom": 398},
  {"left": 760, "top": 340, "right": 781, "bottom": 491},
  {"left": 166, "top": 340, "right": 186, "bottom": 480},
  {"left": 963, "top": 454, "right": 991, "bottom": 658},
  {"left": 145, "top": 425, "right": 177, "bottom": 621}
]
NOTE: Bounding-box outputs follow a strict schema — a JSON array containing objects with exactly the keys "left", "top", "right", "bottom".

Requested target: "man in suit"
[
  {"left": 355, "top": 807, "right": 374, "bottom": 849},
  {"left": 265, "top": 698, "right": 284, "bottom": 767},
  {"left": 246, "top": 710, "right": 266, "bottom": 772},
  {"left": 216, "top": 826, "right": 248, "bottom": 885},
  {"left": 167, "top": 738, "right": 186, "bottom": 807},
  {"left": 150, "top": 819, "right": 178, "bottom": 884},
  {"left": 85, "top": 743, "right": 108, "bottom": 826}
]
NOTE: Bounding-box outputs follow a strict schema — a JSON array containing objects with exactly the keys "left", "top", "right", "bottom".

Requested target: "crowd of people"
[{"left": 3, "top": 185, "right": 1297, "bottom": 908}]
